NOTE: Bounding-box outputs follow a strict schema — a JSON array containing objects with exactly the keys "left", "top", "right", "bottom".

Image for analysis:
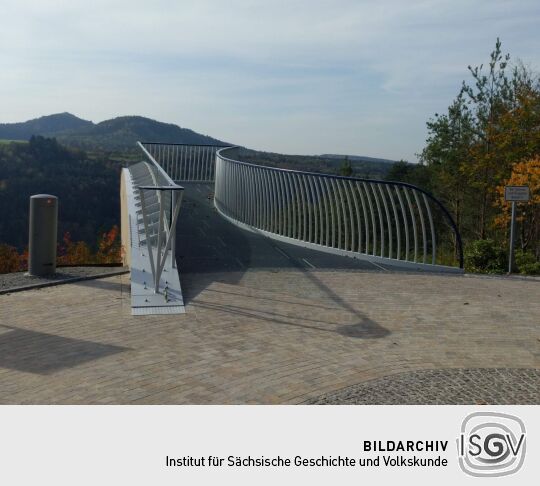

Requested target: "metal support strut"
[{"left": 138, "top": 185, "right": 184, "bottom": 294}]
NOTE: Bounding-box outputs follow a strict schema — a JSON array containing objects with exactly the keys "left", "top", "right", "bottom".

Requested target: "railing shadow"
[{"left": 175, "top": 183, "right": 389, "bottom": 339}]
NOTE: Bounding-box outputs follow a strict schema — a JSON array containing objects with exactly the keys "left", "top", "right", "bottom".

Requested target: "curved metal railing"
[
  {"left": 214, "top": 147, "right": 464, "bottom": 271},
  {"left": 137, "top": 142, "right": 463, "bottom": 271},
  {"left": 140, "top": 141, "right": 230, "bottom": 182}
]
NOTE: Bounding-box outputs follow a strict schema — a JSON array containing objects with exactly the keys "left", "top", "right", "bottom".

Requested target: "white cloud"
[{"left": 1, "top": 0, "right": 539, "bottom": 160}]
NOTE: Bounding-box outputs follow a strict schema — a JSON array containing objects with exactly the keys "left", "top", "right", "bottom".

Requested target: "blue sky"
[{"left": 1, "top": 0, "right": 539, "bottom": 161}]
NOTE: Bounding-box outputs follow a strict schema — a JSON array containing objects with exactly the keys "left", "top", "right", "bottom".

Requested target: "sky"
[{"left": 1, "top": 0, "right": 539, "bottom": 162}]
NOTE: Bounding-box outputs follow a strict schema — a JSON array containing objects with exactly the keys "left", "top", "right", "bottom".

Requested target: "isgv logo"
[{"left": 457, "top": 412, "right": 526, "bottom": 477}]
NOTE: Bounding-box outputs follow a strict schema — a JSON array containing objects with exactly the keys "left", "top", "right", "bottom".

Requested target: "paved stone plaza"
[{"left": 0, "top": 268, "right": 538, "bottom": 404}]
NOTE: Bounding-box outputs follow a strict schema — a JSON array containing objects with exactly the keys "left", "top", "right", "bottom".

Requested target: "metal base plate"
[
  {"left": 132, "top": 306, "right": 185, "bottom": 315},
  {"left": 130, "top": 253, "right": 185, "bottom": 314}
]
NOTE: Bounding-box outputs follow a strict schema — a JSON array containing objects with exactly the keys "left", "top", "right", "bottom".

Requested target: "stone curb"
[{"left": 0, "top": 269, "right": 130, "bottom": 296}]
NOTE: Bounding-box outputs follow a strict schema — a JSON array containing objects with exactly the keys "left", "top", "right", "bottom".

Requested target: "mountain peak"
[
  {"left": 0, "top": 113, "right": 93, "bottom": 140},
  {"left": 0, "top": 113, "right": 227, "bottom": 150}
]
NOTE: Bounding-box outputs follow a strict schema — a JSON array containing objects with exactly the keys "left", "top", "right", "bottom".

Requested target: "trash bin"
[{"left": 28, "top": 194, "right": 58, "bottom": 276}]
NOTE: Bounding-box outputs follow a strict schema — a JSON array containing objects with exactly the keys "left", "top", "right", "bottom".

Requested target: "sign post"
[{"left": 504, "top": 186, "right": 530, "bottom": 274}]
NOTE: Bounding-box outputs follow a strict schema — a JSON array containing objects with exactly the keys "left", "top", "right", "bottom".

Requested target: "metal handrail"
[
  {"left": 140, "top": 141, "right": 230, "bottom": 182},
  {"left": 141, "top": 141, "right": 231, "bottom": 147},
  {"left": 215, "top": 147, "right": 464, "bottom": 269},
  {"left": 137, "top": 142, "right": 180, "bottom": 187},
  {"left": 135, "top": 144, "right": 185, "bottom": 292}
]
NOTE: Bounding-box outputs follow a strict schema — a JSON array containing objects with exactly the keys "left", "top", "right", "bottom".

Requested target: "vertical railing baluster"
[
  {"left": 328, "top": 179, "right": 340, "bottom": 248},
  {"left": 322, "top": 178, "right": 335, "bottom": 247},
  {"left": 262, "top": 168, "right": 271, "bottom": 231},
  {"left": 343, "top": 180, "right": 356, "bottom": 252},
  {"left": 311, "top": 176, "right": 324, "bottom": 245},
  {"left": 369, "top": 183, "right": 384, "bottom": 257},
  {"left": 395, "top": 186, "right": 409, "bottom": 261},
  {"left": 291, "top": 173, "right": 301, "bottom": 239},
  {"left": 180, "top": 146, "right": 185, "bottom": 180},
  {"left": 297, "top": 173, "right": 308, "bottom": 241},
  {"left": 356, "top": 182, "right": 369, "bottom": 254},
  {"left": 403, "top": 187, "right": 418, "bottom": 262},
  {"left": 386, "top": 185, "right": 401, "bottom": 260},
  {"left": 210, "top": 147, "right": 216, "bottom": 181},
  {"left": 378, "top": 184, "right": 392, "bottom": 259},
  {"left": 363, "top": 182, "right": 377, "bottom": 255},
  {"left": 423, "top": 193, "right": 436, "bottom": 264},
  {"left": 302, "top": 175, "right": 313, "bottom": 242},
  {"left": 412, "top": 190, "right": 427, "bottom": 264},
  {"left": 266, "top": 169, "right": 275, "bottom": 233},
  {"left": 245, "top": 164, "right": 253, "bottom": 225},
  {"left": 272, "top": 170, "right": 283, "bottom": 235},
  {"left": 349, "top": 180, "right": 362, "bottom": 253},
  {"left": 255, "top": 167, "right": 264, "bottom": 229},
  {"left": 283, "top": 171, "right": 294, "bottom": 237}
]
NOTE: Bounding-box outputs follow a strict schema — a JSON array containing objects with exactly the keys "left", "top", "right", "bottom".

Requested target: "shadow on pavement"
[
  {"left": 0, "top": 325, "right": 129, "bottom": 375},
  {"left": 176, "top": 182, "right": 390, "bottom": 339}
]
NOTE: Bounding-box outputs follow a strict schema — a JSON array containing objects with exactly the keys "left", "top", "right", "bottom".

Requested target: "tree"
[
  {"left": 385, "top": 160, "right": 432, "bottom": 189},
  {"left": 420, "top": 91, "right": 474, "bottom": 242},
  {"left": 493, "top": 67, "right": 540, "bottom": 167},
  {"left": 421, "top": 39, "right": 539, "bottom": 240},
  {"left": 495, "top": 156, "right": 540, "bottom": 255},
  {"left": 457, "top": 38, "right": 516, "bottom": 238},
  {"left": 339, "top": 156, "right": 353, "bottom": 177}
]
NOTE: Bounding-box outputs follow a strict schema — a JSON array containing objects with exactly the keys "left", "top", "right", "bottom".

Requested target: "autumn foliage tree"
[
  {"left": 57, "top": 226, "right": 122, "bottom": 265},
  {"left": 95, "top": 225, "right": 122, "bottom": 263},
  {"left": 0, "top": 225, "right": 123, "bottom": 274},
  {"left": 0, "top": 244, "right": 21, "bottom": 273},
  {"left": 57, "top": 231, "right": 92, "bottom": 265},
  {"left": 418, "top": 39, "right": 540, "bottom": 271}
]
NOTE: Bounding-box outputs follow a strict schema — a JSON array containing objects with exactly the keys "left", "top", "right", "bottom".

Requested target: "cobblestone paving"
[
  {"left": 0, "top": 269, "right": 538, "bottom": 404},
  {"left": 306, "top": 368, "right": 540, "bottom": 404},
  {"left": 0, "top": 266, "right": 126, "bottom": 292}
]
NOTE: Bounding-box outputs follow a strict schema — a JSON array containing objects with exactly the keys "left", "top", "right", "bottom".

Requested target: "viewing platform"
[
  {"left": 1, "top": 260, "right": 538, "bottom": 404},
  {"left": 1, "top": 142, "right": 538, "bottom": 404}
]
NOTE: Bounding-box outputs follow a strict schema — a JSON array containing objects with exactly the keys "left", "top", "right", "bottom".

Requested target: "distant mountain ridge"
[
  {"left": 0, "top": 112, "right": 227, "bottom": 151},
  {"left": 230, "top": 147, "right": 392, "bottom": 179},
  {"left": 0, "top": 113, "right": 93, "bottom": 140},
  {"left": 320, "top": 153, "right": 397, "bottom": 164}
]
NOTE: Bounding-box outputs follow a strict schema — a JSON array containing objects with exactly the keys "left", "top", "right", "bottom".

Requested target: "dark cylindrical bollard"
[{"left": 28, "top": 194, "right": 58, "bottom": 276}]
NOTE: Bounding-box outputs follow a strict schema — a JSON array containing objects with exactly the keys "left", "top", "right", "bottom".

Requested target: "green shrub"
[
  {"left": 515, "top": 250, "right": 540, "bottom": 275},
  {"left": 519, "top": 262, "right": 540, "bottom": 275},
  {"left": 464, "top": 239, "right": 507, "bottom": 274}
]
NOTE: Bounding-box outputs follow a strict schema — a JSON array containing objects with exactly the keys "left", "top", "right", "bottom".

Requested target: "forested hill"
[
  {"left": 0, "top": 137, "right": 121, "bottom": 249},
  {"left": 0, "top": 113, "right": 93, "bottom": 140},
  {"left": 0, "top": 136, "right": 394, "bottom": 252},
  {"left": 0, "top": 113, "right": 227, "bottom": 151}
]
